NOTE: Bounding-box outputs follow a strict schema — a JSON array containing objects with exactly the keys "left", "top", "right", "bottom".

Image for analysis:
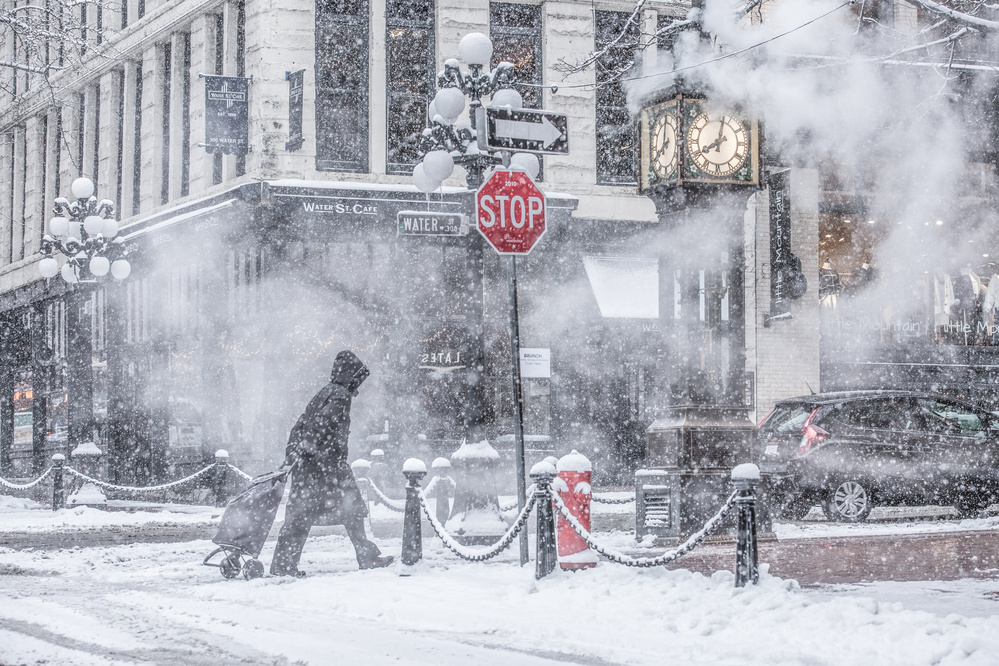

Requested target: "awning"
[{"left": 582, "top": 256, "right": 659, "bottom": 319}]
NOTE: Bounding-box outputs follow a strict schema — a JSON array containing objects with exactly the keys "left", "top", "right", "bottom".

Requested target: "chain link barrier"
[
  {"left": 0, "top": 467, "right": 53, "bottom": 491},
  {"left": 551, "top": 491, "right": 737, "bottom": 568},
  {"left": 591, "top": 494, "right": 635, "bottom": 505},
  {"left": 229, "top": 466, "right": 254, "bottom": 482},
  {"left": 63, "top": 464, "right": 215, "bottom": 493},
  {"left": 366, "top": 478, "right": 406, "bottom": 513},
  {"left": 418, "top": 489, "right": 537, "bottom": 562}
]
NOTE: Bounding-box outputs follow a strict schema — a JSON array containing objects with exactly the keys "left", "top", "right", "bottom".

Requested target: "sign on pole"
[
  {"left": 519, "top": 348, "right": 551, "bottom": 378},
  {"left": 477, "top": 107, "right": 569, "bottom": 155},
  {"left": 475, "top": 170, "right": 547, "bottom": 255},
  {"left": 396, "top": 211, "right": 468, "bottom": 237},
  {"left": 203, "top": 75, "right": 250, "bottom": 155}
]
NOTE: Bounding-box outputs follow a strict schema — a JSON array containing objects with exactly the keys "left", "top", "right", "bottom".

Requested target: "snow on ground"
[{"left": 1, "top": 497, "right": 999, "bottom": 664}]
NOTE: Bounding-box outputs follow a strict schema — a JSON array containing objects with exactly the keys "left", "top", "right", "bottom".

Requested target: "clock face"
[
  {"left": 686, "top": 112, "right": 749, "bottom": 178},
  {"left": 650, "top": 111, "right": 679, "bottom": 179}
]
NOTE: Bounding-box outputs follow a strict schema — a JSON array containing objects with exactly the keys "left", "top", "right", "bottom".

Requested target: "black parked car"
[{"left": 759, "top": 390, "right": 999, "bottom": 522}]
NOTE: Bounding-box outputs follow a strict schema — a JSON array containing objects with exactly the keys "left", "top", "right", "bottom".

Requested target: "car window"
[
  {"left": 913, "top": 398, "right": 987, "bottom": 435},
  {"left": 760, "top": 403, "right": 813, "bottom": 434},
  {"left": 830, "top": 399, "right": 906, "bottom": 430}
]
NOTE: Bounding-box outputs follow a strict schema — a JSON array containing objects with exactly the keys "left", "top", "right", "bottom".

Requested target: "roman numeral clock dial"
[{"left": 687, "top": 112, "right": 749, "bottom": 178}]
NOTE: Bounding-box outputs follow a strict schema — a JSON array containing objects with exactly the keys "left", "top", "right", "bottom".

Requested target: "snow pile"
[{"left": 1, "top": 532, "right": 998, "bottom": 665}]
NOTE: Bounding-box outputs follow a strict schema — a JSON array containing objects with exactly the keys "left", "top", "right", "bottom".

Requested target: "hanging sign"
[
  {"left": 286, "top": 69, "right": 304, "bottom": 152},
  {"left": 765, "top": 169, "right": 794, "bottom": 326},
  {"left": 519, "top": 348, "right": 551, "bottom": 378},
  {"left": 203, "top": 75, "right": 250, "bottom": 155}
]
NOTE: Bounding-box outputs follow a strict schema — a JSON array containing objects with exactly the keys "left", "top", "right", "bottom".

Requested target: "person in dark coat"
[{"left": 270, "top": 350, "right": 393, "bottom": 576}]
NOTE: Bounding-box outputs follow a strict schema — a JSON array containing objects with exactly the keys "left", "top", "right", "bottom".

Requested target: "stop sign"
[{"left": 475, "top": 170, "right": 546, "bottom": 254}]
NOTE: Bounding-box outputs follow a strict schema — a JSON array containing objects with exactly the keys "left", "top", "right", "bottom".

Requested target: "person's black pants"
[{"left": 270, "top": 511, "right": 381, "bottom": 575}]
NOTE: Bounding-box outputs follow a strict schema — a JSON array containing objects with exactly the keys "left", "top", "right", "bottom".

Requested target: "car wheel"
[{"left": 823, "top": 480, "right": 872, "bottom": 522}]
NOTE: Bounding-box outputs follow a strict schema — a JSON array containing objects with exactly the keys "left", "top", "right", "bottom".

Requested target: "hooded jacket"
[{"left": 283, "top": 350, "right": 370, "bottom": 525}]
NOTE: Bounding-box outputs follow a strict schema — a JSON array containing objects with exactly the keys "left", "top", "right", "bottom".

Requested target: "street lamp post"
[
  {"left": 37, "top": 177, "right": 131, "bottom": 456},
  {"left": 37, "top": 177, "right": 131, "bottom": 284},
  {"left": 413, "top": 33, "right": 541, "bottom": 566}
]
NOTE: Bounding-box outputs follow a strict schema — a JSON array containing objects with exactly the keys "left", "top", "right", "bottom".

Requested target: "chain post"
[
  {"left": 402, "top": 459, "right": 428, "bottom": 566},
  {"left": 530, "top": 462, "right": 557, "bottom": 579},
  {"left": 732, "top": 464, "right": 760, "bottom": 588},
  {"left": 214, "top": 449, "right": 230, "bottom": 508},
  {"left": 431, "top": 457, "right": 453, "bottom": 526},
  {"left": 51, "top": 454, "right": 65, "bottom": 511},
  {"left": 351, "top": 458, "right": 372, "bottom": 506}
]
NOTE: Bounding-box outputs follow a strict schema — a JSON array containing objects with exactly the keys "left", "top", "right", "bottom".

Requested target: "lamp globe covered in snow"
[
  {"left": 39, "top": 176, "right": 131, "bottom": 284},
  {"left": 413, "top": 32, "right": 537, "bottom": 190}
]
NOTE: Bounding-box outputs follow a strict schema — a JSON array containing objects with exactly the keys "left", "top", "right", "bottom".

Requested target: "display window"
[{"left": 818, "top": 210, "right": 999, "bottom": 348}]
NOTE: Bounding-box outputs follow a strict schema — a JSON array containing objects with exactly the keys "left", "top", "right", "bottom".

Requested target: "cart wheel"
[
  {"left": 242, "top": 559, "right": 265, "bottom": 580},
  {"left": 220, "top": 554, "right": 242, "bottom": 579}
]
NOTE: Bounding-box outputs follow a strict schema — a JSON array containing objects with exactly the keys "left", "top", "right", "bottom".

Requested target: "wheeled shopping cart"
[{"left": 203, "top": 469, "right": 287, "bottom": 579}]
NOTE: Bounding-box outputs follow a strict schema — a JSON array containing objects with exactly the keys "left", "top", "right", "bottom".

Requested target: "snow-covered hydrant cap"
[{"left": 556, "top": 449, "right": 592, "bottom": 473}]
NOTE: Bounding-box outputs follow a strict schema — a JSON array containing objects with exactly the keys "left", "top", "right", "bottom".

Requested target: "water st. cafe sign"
[{"left": 203, "top": 75, "right": 250, "bottom": 155}]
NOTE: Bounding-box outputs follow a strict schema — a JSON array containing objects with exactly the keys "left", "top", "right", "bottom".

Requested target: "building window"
[
  {"left": 212, "top": 14, "right": 223, "bottom": 185},
  {"left": 91, "top": 83, "right": 101, "bottom": 191},
  {"left": 315, "top": 0, "right": 369, "bottom": 172},
  {"left": 235, "top": 0, "right": 246, "bottom": 177},
  {"left": 115, "top": 74, "right": 123, "bottom": 213},
  {"left": 161, "top": 42, "right": 171, "bottom": 205},
  {"left": 181, "top": 33, "right": 191, "bottom": 197},
  {"left": 595, "top": 11, "right": 638, "bottom": 186},
  {"left": 385, "top": 0, "right": 434, "bottom": 175},
  {"left": 132, "top": 61, "right": 143, "bottom": 215},
  {"left": 490, "top": 2, "right": 543, "bottom": 178}
]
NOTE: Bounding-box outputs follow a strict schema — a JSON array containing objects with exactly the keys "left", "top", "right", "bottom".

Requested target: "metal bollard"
[
  {"left": 732, "top": 463, "right": 761, "bottom": 588},
  {"left": 351, "top": 458, "right": 372, "bottom": 505},
  {"left": 431, "top": 457, "right": 453, "bottom": 526},
  {"left": 51, "top": 454, "right": 65, "bottom": 511},
  {"left": 214, "top": 450, "right": 230, "bottom": 508},
  {"left": 530, "top": 461, "right": 557, "bottom": 580},
  {"left": 401, "top": 459, "right": 427, "bottom": 567}
]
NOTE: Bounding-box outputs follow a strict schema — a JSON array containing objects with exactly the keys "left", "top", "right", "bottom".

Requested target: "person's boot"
[{"left": 358, "top": 555, "right": 394, "bottom": 570}]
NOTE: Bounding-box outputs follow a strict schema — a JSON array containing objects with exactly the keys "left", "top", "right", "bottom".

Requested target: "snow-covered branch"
[{"left": 907, "top": 0, "right": 999, "bottom": 31}]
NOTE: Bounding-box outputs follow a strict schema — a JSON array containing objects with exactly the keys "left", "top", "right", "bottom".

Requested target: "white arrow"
[{"left": 495, "top": 115, "right": 564, "bottom": 149}]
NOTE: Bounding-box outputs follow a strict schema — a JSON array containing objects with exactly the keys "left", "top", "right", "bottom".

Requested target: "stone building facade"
[{"left": 2, "top": 0, "right": 995, "bottom": 486}]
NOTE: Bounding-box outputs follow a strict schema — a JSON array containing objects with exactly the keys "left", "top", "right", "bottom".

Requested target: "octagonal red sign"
[{"left": 475, "top": 170, "right": 546, "bottom": 255}]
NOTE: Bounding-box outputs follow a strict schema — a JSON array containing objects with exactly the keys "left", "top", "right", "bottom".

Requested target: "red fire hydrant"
[{"left": 554, "top": 450, "right": 597, "bottom": 570}]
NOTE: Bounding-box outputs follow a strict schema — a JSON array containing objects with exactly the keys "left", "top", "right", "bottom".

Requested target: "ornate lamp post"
[
  {"left": 413, "top": 32, "right": 539, "bottom": 191},
  {"left": 37, "top": 177, "right": 130, "bottom": 284},
  {"left": 36, "top": 177, "right": 131, "bottom": 460}
]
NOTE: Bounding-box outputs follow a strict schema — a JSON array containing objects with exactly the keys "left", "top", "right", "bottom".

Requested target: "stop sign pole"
[{"left": 475, "top": 168, "right": 546, "bottom": 567}]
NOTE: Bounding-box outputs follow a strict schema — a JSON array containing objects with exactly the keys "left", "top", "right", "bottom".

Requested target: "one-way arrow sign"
[{"left": 477, "top": 107, "right": 570, "bottom": 155}]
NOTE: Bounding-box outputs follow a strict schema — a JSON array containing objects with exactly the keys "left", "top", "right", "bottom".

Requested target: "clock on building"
[{"left": 639, "top": 94, "right": 760, "bottom": 192}]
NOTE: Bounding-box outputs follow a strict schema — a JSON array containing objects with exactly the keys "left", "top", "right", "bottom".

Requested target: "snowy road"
[{"left": 3, "top": 498, "right": 999, "bottom": 665}]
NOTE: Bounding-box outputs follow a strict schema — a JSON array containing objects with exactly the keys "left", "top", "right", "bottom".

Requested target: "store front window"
[{"left": 819, "top": 211, "right": 999, "bottom": 349}]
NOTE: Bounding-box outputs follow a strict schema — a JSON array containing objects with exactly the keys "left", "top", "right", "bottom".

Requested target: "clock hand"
[{"left": 700, "top": 134, "right": 728, "bottom": 154}]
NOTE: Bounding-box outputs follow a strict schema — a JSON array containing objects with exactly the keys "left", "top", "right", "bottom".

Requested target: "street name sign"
[
  {"left": 477, "top": 107, "right": 569, "bottom": 155},
  {"left": 475, "top": 170, "right": 546, "bottom": 255},
  {"left": 397, "top": 211, "right": 468, "bottom": 236}
]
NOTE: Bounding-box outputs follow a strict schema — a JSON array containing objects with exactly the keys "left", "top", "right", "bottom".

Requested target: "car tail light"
[{"left": 796, "top": 409, "right": 827, "bottom": 455}]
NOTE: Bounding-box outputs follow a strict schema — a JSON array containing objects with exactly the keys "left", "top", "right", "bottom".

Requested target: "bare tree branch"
[
  {"left": 907, "top": 0, "right": 999, "bottom": 30},
  {"left": 554, "top": 0, "right": 764, "bottom": 82}
]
